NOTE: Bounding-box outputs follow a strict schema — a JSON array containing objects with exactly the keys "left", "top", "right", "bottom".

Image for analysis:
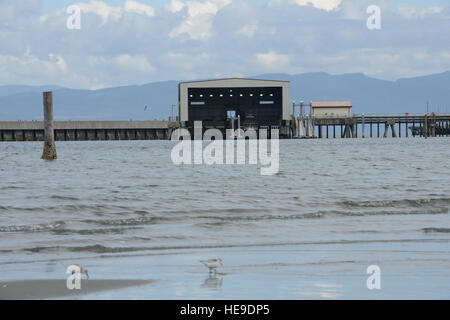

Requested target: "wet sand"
[{"left": 0, "top": 279, "right": 154, "bottom": 300}]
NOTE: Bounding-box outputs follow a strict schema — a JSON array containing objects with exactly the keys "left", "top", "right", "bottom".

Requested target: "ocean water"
[{"left": 0, "top": 138, "right": 449, "bottom": 299}]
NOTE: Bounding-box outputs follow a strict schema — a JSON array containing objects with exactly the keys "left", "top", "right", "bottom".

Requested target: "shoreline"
[{"left": 0, "top": 279, "right": 154, "bottom": 300}]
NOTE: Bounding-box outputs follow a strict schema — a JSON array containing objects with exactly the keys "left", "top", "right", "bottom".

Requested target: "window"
[
  {"left": 191, "top": 102, "right": 205, "bottom": 105},
  {"left": 260, "top": 101, "right": 274, "bottom": 104}
]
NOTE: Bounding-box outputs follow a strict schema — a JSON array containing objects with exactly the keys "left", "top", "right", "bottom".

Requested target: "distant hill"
[
  {"left": 0, "top": 85, "right": 64, "bottom": 97},
  {"left": 1, "top": 72, "right": 449, "bottom": 120}
]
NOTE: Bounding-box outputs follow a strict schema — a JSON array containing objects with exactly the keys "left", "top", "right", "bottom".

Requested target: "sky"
[{"left": 1, "top": 0, "right": 450, "bottom": 89}]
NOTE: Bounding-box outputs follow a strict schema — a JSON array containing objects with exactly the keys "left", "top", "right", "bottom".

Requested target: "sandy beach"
[{"left": 0, "top": 279, "right": 154, "bottom": 300}]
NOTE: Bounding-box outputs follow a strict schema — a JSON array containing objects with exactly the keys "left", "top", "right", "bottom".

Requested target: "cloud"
[
  {"left": 76, "top": 0, "right": 122, "bottom": 24},
  {"left": 166, "top": 0, "right": 186, "bottom": 13},
  {"left": 1, "top": 0, "right": 450, "bottom": 89},
  {"left": 169, "top": 0, "right": 232, "bottom": 40},
  {"left": 74, "top": 0, "right": 155, "bottom": 25},
  {"left": 270, "top": 0, "right": 342, "bottom": 11},
  {"left": 396, "top": 6, "right": 444, "bottom": 19},
  {"left": 237, "top": 23, "right": 258, "bottom": 37},
  {"left": 124, "top": 0, "right": 155, "bottom": 17},
  {"left": 0, "top": 0, "right": 40, "bottom": 25},
  {"left": 114, "top": 54, "right": 154, "bottom": 73},
  {"left": 255, "top": 52, "right": 291, "bottom": 69},
  {"left": 0, "top": 48, "right": 68, "bottom": 84},
  {"left": 293, "top": 0, "right": 342, "bottom": 11}
]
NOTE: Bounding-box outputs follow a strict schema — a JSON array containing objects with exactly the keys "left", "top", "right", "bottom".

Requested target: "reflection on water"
[{"left": 202, "top": 276, "right": 223, "bottom": 289}]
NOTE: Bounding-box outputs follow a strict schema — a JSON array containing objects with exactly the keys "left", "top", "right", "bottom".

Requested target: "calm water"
[{"left": 0, "top": 138, "right": 449, "bottom": 299}]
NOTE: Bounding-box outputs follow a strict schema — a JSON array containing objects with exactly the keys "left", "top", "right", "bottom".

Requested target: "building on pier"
[
  {"left": 311, "top": 100, "right": 352, "bottom": 118},
  {"left": 178, "top": 78, "right": 291, "bottom": 137}
]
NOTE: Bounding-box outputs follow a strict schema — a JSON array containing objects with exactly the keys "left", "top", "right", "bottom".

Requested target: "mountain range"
[{"left": 1, "top": 71, "right": 449, "bottom": 121}]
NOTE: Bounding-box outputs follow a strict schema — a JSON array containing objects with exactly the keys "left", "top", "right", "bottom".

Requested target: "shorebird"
[
  {"left": 65, "top": 264, "right": 89, "bottom": 279},
  {"left": 200, "top": 258, "right": 223, "bottom": 274}
]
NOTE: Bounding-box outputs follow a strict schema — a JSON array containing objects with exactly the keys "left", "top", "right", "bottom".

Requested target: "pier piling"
[{"left": 41, "top": 91, "right": 57, "bottom": 160}]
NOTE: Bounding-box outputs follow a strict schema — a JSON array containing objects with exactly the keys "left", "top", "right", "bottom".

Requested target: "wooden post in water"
[
  {"left": 390, "top": 120, "right": 397, "bottom": 138},
  {"left": 431, "top": 114, "right": 436, "bottom": 137},
  {"left": 383, "top": 121, "right": 389, "bottom": 138},
  {"left": 41, "top": 91, "right": 57, "bottom": 160},
  {"left": 424, "top": 114, "right": 428, "bottom": 139}
]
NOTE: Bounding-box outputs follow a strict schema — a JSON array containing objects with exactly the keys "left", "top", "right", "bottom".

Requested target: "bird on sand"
[
  {"left": 65, "top": 264, "right": 90, "bottom": 279},
  {"left": 200, "top": 258, "right": 223, "bottom": 274}
]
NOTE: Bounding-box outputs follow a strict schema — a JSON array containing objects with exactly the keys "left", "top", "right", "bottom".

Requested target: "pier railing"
[
  {"left": 0, "top": 120, "right": 175, "bottom": 141},
  {"left": 294, "top": 113, "right": 450, "bottom": 138}
]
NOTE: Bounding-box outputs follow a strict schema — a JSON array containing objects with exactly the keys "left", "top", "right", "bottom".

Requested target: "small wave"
[
  {"left": 52, "top": 227, "right": 140, "bottom": 235},
  {"left": 19, "top": 238, "right": 447, "bottom": 254},
  {"left": 0, "top": 204, "right": 130, "bottom": 213},
  {"left": 335, "top": 207, "right": 449, "bottom": 216},
  {"left": 0, "top": 221, "right": 65, "bottom": 233},
  {"left": 49, "top": 195, "right": 80, "bottom": 201},
  {"left": 194, "top": 212, "right": 325, "bottom": 222},
  {"left": 82, "top": 216, "right": 169, "bottom": 226},
  {"left": 339, "top": 198, "right": 450, "bottom": 209},
  {"left": 189, "top": 207, "right": 446, "bottom": 222},
  {"left": 422, "top": 227, "right": 450, "bottom": 233},
  {"left": 2, "top": 186, "right": 21, "bottom": 190},
  {"left": 24, "top": 244, "right": 147, "bottom": 254}
]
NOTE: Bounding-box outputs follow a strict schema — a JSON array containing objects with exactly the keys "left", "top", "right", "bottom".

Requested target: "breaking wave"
[{"left": 0, "top": 221, "right": 65, "bottom": 233}]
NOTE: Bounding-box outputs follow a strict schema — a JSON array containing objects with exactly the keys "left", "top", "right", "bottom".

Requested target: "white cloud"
[
  {"left": 90, "top": 83, "right": 110, "bottom": 90},
  {"left": 114, "top": 54, "right": 154, "bottom": 73},
  {"left": 1, "top": 0, "right": 450, "bottom": 88},
  {"left": 76, "top": 0, "right": 122, "bottom": 24},
  {"left": 169, "top": 0, "right": 232, "bottom": 40},
  {"left": 166, "top": 51, "right": 210, "bottom": 70},
  {"left": 255, "top": 52, "right": 290, "bottom": 69},
  {"left": 48, "top": 53, "right": 68, "bottom": 73},
  {"left": 0, "top": 49, "right": 68, "bottom": 84},
  {"left": 166, "top": 0, "right": 186, "bottom": 13},
  {"left": 237, "top": 23, "right": 258, "bottom": 37},
  {"left": 396, "top": 6, "right": 444, "bottom": 19},
  {"left": 270, "top": 0, "right": 341, "bottom": 11},
  {"left": 293, "top": 0, "right": 341, "bottom": 11},
  {"left": 124, "top": 0, "right": 155, "bottom": 17},
  {"left": 74, "top": 0, "right": 155, "bottom": 25}
]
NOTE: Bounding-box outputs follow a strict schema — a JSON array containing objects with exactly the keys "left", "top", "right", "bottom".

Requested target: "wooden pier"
[
  {"left": 2, "top": 114, "right": 450, "bottom": 142},
  {"left": 304, "top": 114, "right": 450, "bottom": 138},
  {"left": 0, "top": 120, "right": 174, "bottom": 142}
]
